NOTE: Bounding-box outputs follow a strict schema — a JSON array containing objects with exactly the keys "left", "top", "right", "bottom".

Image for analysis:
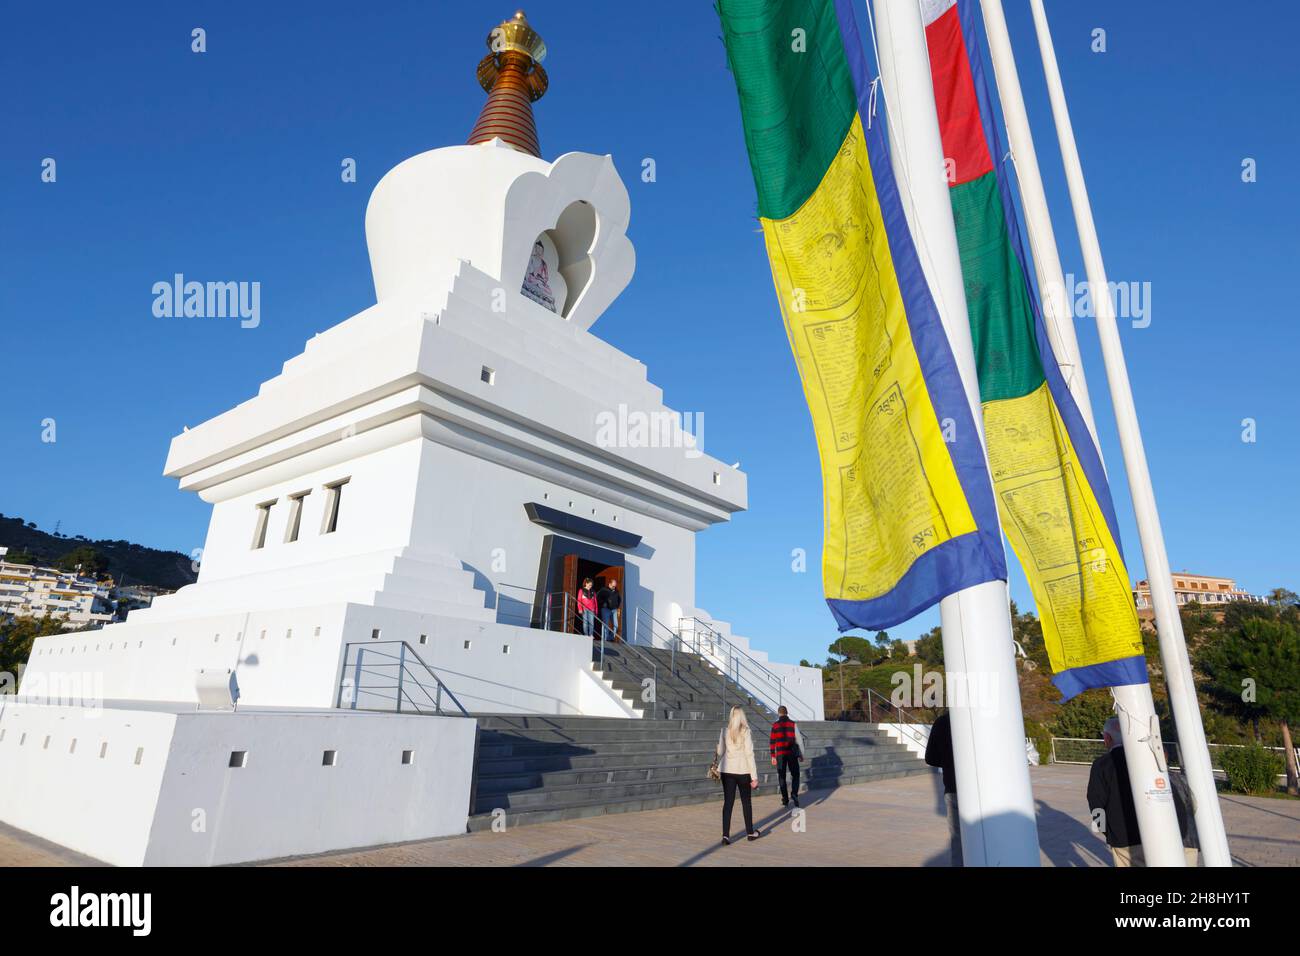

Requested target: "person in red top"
[
  {"left": 576, "top": 578, "right": 599, "bottom": 638},
  {"left": 769, "top": 706, "right": 803, "bottom": 808}
]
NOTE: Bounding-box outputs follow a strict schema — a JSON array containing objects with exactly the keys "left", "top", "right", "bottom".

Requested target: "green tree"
[
  {"left": 1049, "top": 690, "right": 1115, "bottom": 740},
  {"left": 914, "top": 625, "right": 944, "bottom": 665},
  {"left": 55, "top": 546, "right": 107, "bottom": 577},
  {"left": 1200, "top": 617, "right": 1300, "bottom": 794},
  {"left": 1268, "top": 587, "right": 1299, "bottom": 608},
  {"left": 828, "top": 635, "right": 873, "bottom": 665},
  {"left": 0, "top": 615, "right": 67, "bottom": 689},
  {"left": 1009, "top": 601, "right": 1050, "bottom": 672},
  {"left": 1221, "top": 600, "right": 1276, "bottom": 631}
]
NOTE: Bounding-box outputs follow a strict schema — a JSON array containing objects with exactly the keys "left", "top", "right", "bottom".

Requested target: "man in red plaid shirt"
[{"left": 769, "top": 706, "right": 803, "bottom": 808}]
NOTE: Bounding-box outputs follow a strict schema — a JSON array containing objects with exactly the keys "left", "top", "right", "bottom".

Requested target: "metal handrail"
[
  {"left": 494, "top": 583, "right": 574, "bottom": 631},
  {"left": 678, "top": 615, "right": 822, "bottom": 720},
  {"left": 862, "top": 687, "right": 931, "bottom": 749},
  {"left": 593, "top": 631, "right": 661, "bottom": 717},
  {"left": 337, "top": 640, "right": 468, "bottom": 716},
  {"left": 489, "top": 585, "right": 815, "bottom": 720},
  {"left": 683, "top": 617, "right": 784, "bottom": 687}
]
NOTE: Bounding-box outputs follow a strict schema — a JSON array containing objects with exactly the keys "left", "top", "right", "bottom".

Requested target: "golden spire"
[{"left": 467, "top": 10, "right": 549, "bottom": 158}]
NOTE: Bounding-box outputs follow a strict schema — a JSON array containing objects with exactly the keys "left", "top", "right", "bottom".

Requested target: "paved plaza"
[{"left": 2, "top": 764, "right": 1295, "bottom": 867}]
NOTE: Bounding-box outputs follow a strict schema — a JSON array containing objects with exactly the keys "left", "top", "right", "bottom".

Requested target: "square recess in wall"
[
  {"left": 401, "top": 750, "right": 414, "bottom": 765},
  {"left": 229, "top": 751, "right": 248, "bottom": 768},
  {"left": 322, "top": 750, "right": 338, "bottom": 767},
  {"left": 480, "top": 366, "right": 496, "bottom": 385},
  {"left": 419, "top": 634, "right": 428, "bottom": 645}
]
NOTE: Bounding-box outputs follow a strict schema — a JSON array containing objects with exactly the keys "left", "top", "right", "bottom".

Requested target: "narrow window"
[
  {"left": 284, "top": 491, "right": 310, "bottom": 543},
  {"left": 251, "top": 499, "right": 277, "bottom": 549},
  {"left": 481, "top": 366, "right": 496, "bottom": 385},
  {"left": 321, "top": 479, "right": 349, "bottom": 534}
]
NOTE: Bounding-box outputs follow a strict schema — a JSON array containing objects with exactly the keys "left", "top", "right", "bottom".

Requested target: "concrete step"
[
  {"left": 474, "top": 742, "right": 903, "bottom": 776},
  {"left": 474, "top": 761, "right": 925, "bottom": 812},
  {"left": 467, "top": 708, "right": 932, "bottom": 831},
  {"left": 476, "top": 737, "right": 907, "bottom": 759},
  {"left": 475, "top": 749, "right": 917, "bottom": 794}
]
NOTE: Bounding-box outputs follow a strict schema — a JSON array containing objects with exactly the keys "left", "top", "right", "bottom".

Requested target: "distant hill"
[{"left": 0, "top": 514, "right": 198, "bottom": 591}]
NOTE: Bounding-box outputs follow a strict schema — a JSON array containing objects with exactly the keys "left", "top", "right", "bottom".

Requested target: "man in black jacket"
[
  {"left": 1087, "top": 716, "right": 1193, "bottom": 866},
  {"left": 924, "top": 711, "right": 960, "bottom": 866}
]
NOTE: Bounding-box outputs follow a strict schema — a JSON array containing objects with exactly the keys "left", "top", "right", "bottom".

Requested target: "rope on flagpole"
[{"left": 863, "top": 0, "right": 963, "bottom": 340}]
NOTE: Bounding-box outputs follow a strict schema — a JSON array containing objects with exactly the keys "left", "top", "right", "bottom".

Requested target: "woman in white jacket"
[{"left": 717, "top": 706, "right": 762, "bottom": 844}]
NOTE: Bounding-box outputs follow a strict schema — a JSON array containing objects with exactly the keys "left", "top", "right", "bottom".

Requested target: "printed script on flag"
[
  {"left": 925, "top": 0, "right": 1147, "bottom": 697},
  {"left": 719, "top": 0, "right": 1007, "bottom": 630}
]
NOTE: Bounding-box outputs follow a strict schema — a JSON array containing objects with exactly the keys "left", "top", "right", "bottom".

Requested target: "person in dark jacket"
[
  {"left": 1087, "top": 716, "right": 1193, "bottom": 866},
  {"left": 769, "top": 706, "right": 803, "bottom": 808},
  {"left": 924, "top": 711, "right": 960, "bottom": 866},
  {"left": 597, "top": 579, "right": 622, "bottom": 641}
]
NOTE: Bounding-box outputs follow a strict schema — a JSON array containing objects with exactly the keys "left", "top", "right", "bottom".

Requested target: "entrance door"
[
  {"left": 533, "top": 535, "right": 627, "bottom": 637},
  {"left": 560, "top": 554, "right": 579, "bottom": 633}
]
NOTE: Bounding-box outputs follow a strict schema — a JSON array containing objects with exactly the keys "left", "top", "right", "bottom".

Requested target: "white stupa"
[{"left": 0, "top": 11, "right": 821, "bottom": 866}]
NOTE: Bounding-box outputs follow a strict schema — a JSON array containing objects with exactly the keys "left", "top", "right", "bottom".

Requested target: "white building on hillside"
[
  {"left": 0, "top": 559, "right": 114, "bottom": 629},
  {"left": 1133, "top": 571, "right": 1264, "bottom": 611}
]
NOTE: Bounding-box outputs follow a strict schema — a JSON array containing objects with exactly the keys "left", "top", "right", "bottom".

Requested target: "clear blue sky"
[{"left": 3, "top": 1, "right": 1296, "bottom": 666}]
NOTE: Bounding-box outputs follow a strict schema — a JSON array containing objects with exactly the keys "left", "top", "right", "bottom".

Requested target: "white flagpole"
[
  {"left": 873, "top": 0, "right": 1039, "bottom": 867},
  {"left": 1026, "top": 0, "right": 1231, "bottom": 866},
  {"left": 978, "top": 0, "right": 1185, "bottom": 868}
]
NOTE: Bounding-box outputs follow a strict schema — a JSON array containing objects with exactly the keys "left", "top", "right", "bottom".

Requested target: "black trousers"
[
  {"left": 777, "top": 753, "right": 801, "bottom": 804},
  {"left": 721, "top": 772, "right": 754, "bottom": 837}
]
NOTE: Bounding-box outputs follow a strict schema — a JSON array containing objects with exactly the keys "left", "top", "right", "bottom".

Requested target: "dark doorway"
[{"left": 533, "top": 534, "right": 625, "bottom": 637}]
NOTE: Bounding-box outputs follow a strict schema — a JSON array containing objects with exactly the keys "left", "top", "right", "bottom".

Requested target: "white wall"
[
  {"left": 0, "top": 700, "right": 175, "bottom": 866},
  {"left": 410, "top": 438, "right": 698, "bottom": 633},
  {"left": 877, "top": 722, "right": 932, "bottom": 757},
  {"left": 196, "top": 437, "right": 424, "bottom": 584},
  {"left": 0, "top": 700, "right": 477, "bottom": 866},
  {"left": 336, "top": 604, "right": 634, "bottom": 717},
  {"left": 148, "top": 708, "right": 476, "bottom": 865},
  {"left": 23, "top": 601, "right": 635, "bottom": 716}
]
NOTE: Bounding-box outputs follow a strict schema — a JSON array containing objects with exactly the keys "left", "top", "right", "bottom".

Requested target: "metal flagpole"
[
  {"left": 872, "top": 0, "right": 1039, "bottom": 867},
  {"left": 1025, "top": 0, "right": 1231, "bottom": 866},
  {"left": 978, "top": 0, "right": 1185, "bottom": 868}
]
